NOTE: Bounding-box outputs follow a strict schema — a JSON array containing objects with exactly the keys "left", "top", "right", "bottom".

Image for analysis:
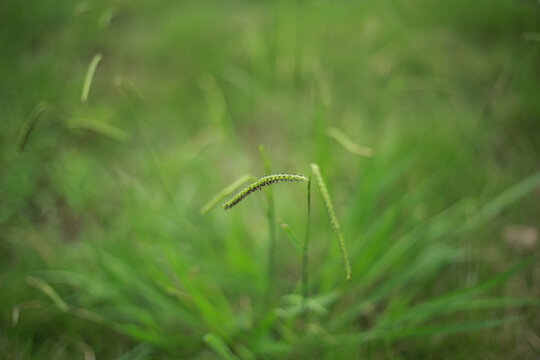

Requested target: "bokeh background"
[{"left": 1, "top": 0, "right": 539, "bottom": 358}]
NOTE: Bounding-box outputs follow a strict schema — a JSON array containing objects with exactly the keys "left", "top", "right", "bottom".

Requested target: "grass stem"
[
  {"left": 259, "top": 145, "right": 277, "bottom": 286},
  {"left": 302, "top": 175, "right": 312, "bottom": 319}
]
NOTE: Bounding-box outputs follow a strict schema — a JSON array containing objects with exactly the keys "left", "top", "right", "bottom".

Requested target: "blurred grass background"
[{"left": 1, "top": 0, "right": 539, "bottom": 358}]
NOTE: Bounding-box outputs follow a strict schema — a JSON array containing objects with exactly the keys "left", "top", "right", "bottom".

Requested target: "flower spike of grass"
[
  {"left": 222, "top": 174, "right": 308, "bottom": 210},
  {"left": 310, "top": 163, "right": 352, "bottom": 282},
  {"left": 200, "top": 174, "right": 256, "bottom": 215}
]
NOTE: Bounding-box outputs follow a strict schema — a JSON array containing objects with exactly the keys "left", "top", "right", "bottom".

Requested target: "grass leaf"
[{"left": 204, "top": 333, "right": 239, "bottom": 360}]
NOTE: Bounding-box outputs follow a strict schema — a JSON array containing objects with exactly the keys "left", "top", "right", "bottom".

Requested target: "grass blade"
[
  {"left": 67, "top": 118, "right": 130, "bottom": 142},
  {"left": 327, "top": 127, "right": 373, "bottom": 157},
  {"left": 340, "top": 317, "right": 521, "bottom": 344},
  {"left": 204, "top": 333, "right": 239, "bottom": 360},
  {"left": 259, "top": 144, "right": 277, "bottom": 284},
  {"left": 26, "top": 275, "right": 69, "bottom": 312},
  {"left": 279, "top": 221, "right": 303, "bottom": 250},
  {"left": 81, "top": 53, "right": 103, "bottom": 102},
  {"left": 17, "top": 102, "right": 48, "bottom": 151}
]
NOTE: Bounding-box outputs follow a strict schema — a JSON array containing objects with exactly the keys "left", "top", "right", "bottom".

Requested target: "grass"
[{"left": 1, "top": 0, "right": 539, "bottom": 358}]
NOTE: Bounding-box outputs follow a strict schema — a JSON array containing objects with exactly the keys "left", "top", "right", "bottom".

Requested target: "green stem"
[
  {"left": 267, "top": 190, "right": 276, "bottom": 282},
  {"left": 259, "top": 145, "right": 276, "bottom": 286},
  {"left": 302, "top": 175, "right": 311, "bottom": 316}
]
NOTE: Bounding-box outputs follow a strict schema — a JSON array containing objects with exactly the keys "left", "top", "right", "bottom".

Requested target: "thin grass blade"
[
  {"left": 327, "top": 127, "right": 373, "bottom": 157},
  {"left": 204, "top": 333, "right": 239, "bottom": 360},
  {"left": 81, "top": 53, "right": 103, "bottom": 102}
]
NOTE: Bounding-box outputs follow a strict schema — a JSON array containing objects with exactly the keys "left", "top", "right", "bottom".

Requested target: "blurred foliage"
[{"left": 1, "top": 0, "right": 539, "bottom": 359}]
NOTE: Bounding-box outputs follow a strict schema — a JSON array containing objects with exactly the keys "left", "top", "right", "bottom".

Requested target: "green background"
[{"left": 1, "top": 0, "right": 539, "bottom": 358}]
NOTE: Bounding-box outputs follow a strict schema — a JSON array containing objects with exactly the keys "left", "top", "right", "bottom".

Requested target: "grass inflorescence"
[
  {"left": 310, "top": 163, "right": 352, "bottom": 282},
  {"left": 221, "top": 163, "right": 351, "bottom": 288},
  {"left": 222, "top": 174, "right": 308, "bottom": 210},
  {"left": 200, "top": 174, "right": 255, "bottom": 215}
]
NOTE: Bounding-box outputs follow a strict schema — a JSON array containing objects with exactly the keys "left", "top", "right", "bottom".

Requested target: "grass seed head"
[{"left": 222, "top": 174, "right": 308, "bottom": 210}]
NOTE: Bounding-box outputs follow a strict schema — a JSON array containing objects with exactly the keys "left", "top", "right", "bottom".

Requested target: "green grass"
[{"left": 1, "top": 0, "right": 539, "bottom": 358}]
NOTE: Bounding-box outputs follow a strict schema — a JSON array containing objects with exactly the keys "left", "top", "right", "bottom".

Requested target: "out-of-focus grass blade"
[
  {"left": 340, "top": 317, "right": 521, "bottom": 344},
  {"left": 366, "top": 245, "right": 461, "bottom": 304},
  {"left": 99, "top": 7, "right": 116, "bottom": 29},
  {"left": 523, "top": 32, "right": 540, "bottom": 42},
  {"left": 203, "top": 333, "right": 239, "bottom": 360},
  {"left": 158, "top": 245, "right": 236, "bottom": 336},
  {"left": 382, "top": 255, "right": 537, "bottom": 327},
  {"left": 279, "top": 221, "right": 303, "bottom": 250},
  {"left": 81, "top": 53, "right": 103, "bottom": 102},
  {"left": 389, "top": 317, "right": 521, "bottom": 339},
  {"left": 199, "top": 73, "right": 226, "bottom": 125},
  {"left": 235, "top": 344, "right": 257, "bottom": 360},
  {"left": 117, "top": 343, "right": 153, "bottom": 360},
  {"left": 26, "top": 275, "right": 69, "bottom": 312},
  {"left": 96, "top": 251, "right": 202, "bottom": 331},
  {"left": 444, "top": 297, "right": 540, "bottom": 310},
  {"left": 121, "top": 323, "right": 169, "bottom": 348},
  {"left": 68, "top": 118, "right": 130, "bottom": 142},
  {"left": 459, "top": 171, "right": 540, "bottom": 233},
  {"left": 200, "top": 174, "right": 255, "bottom": 215},
  {"left": 17, "top": 102, "right": 48, "bottom": 151},
  {"left": 114, "top": 76, "right": 144, "bottom": 103},
  {"left": 327, "top": 127, "right": 373, "bottom": 157},
  {"left": 278, "top": 292, "right": 339, "bottom": 318},
  {"left": 355, "top": 172, "right": 540, "bottom": 294},
  {"left": 37, "top": 270, "right": 111, "bottom": 299}
]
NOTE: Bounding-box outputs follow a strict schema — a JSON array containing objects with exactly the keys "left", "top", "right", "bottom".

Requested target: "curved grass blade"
[
  {"left": 339, "top": 317, "right": 521, "bottom": 344},
  {"left": 311, "top": 163, "right": 352, "bottom": 282},
  {"left": 17, "top": 102, "right": 48, "bottom": 151},
  {"left": 327, "top": 127, "right": 373, "bottom": 157},
  {"left": 26, "top": 275, "right": 69, "bottom": 312},
  {"left": 67, "top": 118, "right": 130, "bottom": 142},
  {"left": 81, "top": 53, "right": 103, "bottom": 102},
  {"left": 279, "top": 221, "right": 303, "bottom": 250},
  {"left": 203, "top": 333, "right": 239, "bottom": 360}
]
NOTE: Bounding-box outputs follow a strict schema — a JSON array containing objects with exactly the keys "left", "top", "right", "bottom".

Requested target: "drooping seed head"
[{"left": 222, "top": 174, "right": 308, "bottom": 210}]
